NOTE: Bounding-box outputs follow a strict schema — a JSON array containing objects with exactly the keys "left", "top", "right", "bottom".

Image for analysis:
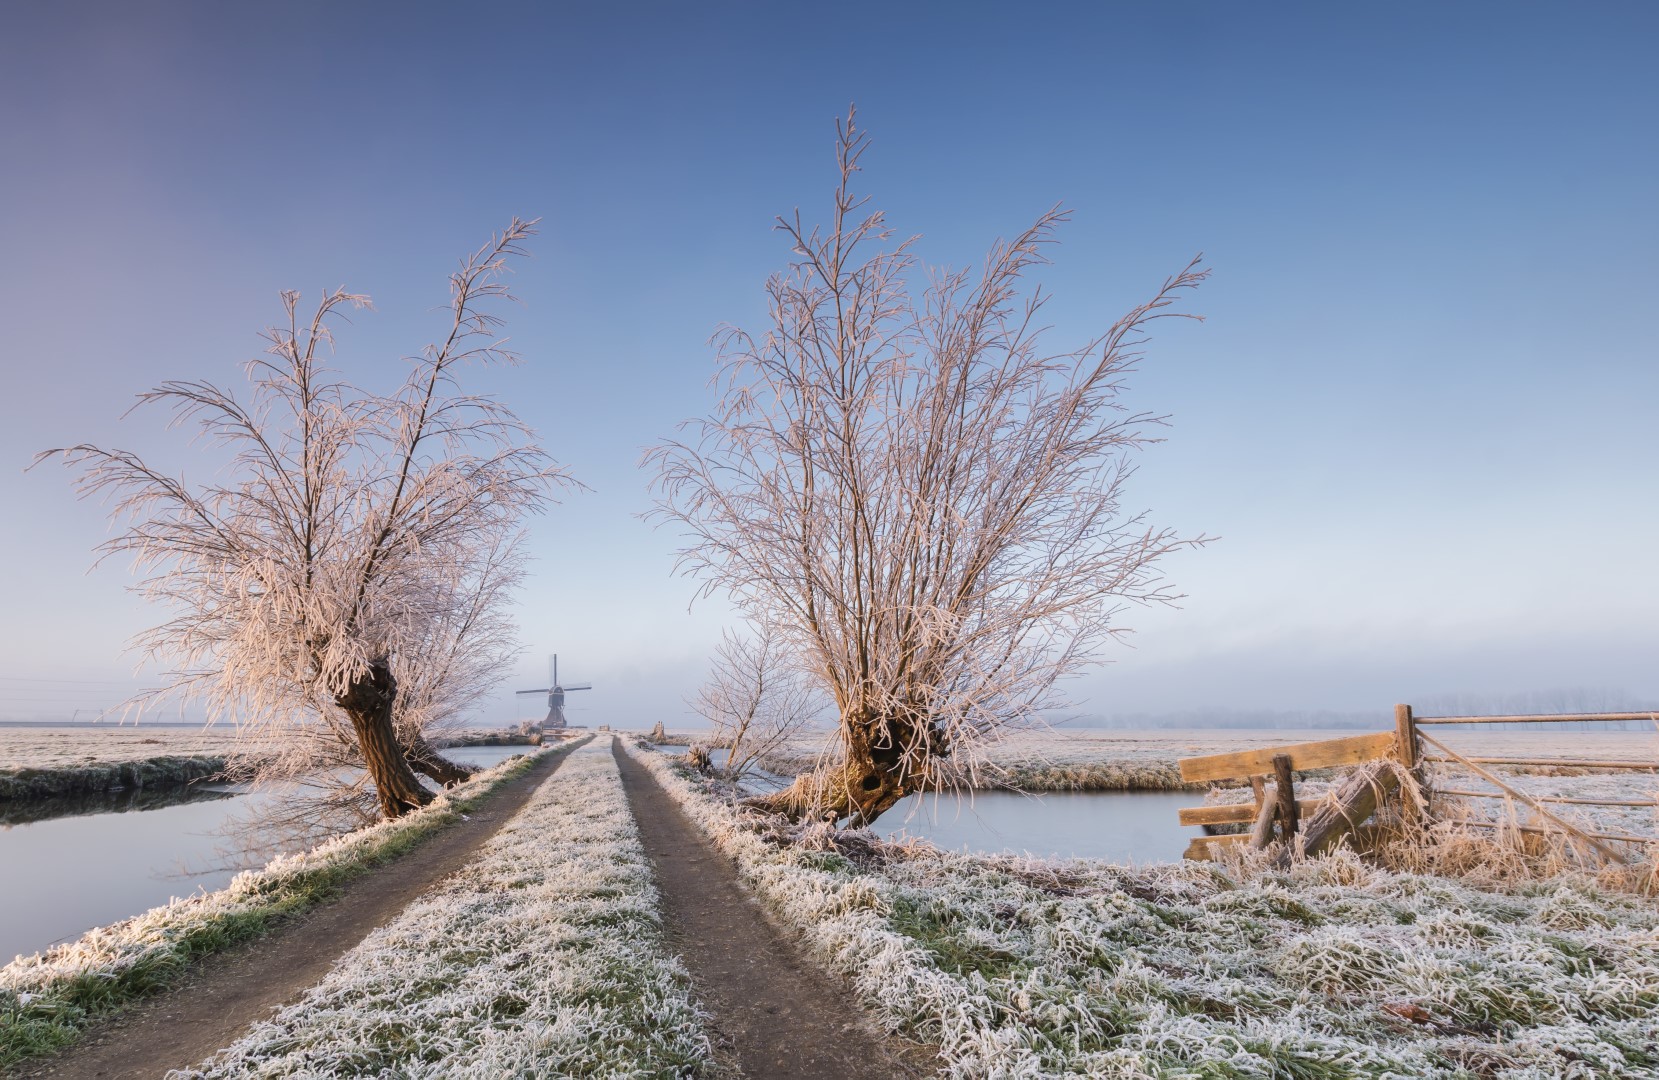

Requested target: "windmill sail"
[{"left": 514, "top": 653, "right": 593, "bottom": 729}]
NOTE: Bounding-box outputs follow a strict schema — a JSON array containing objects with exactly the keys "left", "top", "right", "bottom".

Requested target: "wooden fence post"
[
  {"left": 1394, "top": 703, "right": 1426, "bottom": 824},
  {"left": 1273, "top": 754, "right": 1298, "bottom": 836},
  {"left": 1393, "top": 704, "right": 1418, "bottom": 770}
]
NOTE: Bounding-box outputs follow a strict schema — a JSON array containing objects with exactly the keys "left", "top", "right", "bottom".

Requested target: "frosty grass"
[
  {"left": 174, "top": 739, "right": 711, "bottom": 1079},
  {"left": 0, "top": 742, "right": 568, "bottom": 1070},
  {"left": 627, "top": 741, "right": 1659, "bottom": 1079}
]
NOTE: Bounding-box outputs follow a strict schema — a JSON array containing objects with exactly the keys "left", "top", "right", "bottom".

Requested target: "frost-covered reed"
[
  {"left": 0, "top": 745, "right": 563, "bottom": 1070},
  {"left": 174, "top": 740, "right": 711, "bottom": 1079},
  {"left": 627, "top": 741, "right": 1659, "bottom": 1078}
]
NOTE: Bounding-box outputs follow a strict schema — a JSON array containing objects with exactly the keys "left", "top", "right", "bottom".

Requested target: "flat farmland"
[{"left": 0, "top": 726, "right": 251, "bottom": 770}]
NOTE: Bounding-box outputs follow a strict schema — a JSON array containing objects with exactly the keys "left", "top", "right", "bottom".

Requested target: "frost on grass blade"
[
  {"left": 176, "top": 741, "right": 711, "bottom": 1079},
  {"left": 625, "top": 740, "right": 1659, "bottom": 1078}
]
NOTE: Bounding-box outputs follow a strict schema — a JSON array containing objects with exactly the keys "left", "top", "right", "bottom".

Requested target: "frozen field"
[
  {"left": 744, "top": 725, "right": 1657, "bottom": 781},
  {"left": 0, "top": 725, "right": 250, "bottom": 770},
  {"left": 0, "top": 724, "right": 553, "bottom": 772}
]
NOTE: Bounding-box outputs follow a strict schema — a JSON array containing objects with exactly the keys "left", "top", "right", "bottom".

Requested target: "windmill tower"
[{"left": 515, "top": 654, "right": 591, "bottom": 730}]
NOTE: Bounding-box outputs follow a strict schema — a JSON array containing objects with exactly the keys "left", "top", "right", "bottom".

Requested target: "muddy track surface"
[
  {"left": 612, "top": 739, "right": 937, "bottom": 1080},
  {"left": 18, "top": 747, "right": 575, "bottom": 1080}
]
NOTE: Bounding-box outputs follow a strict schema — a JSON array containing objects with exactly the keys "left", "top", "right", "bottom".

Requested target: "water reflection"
[
  {"left": 0, "top": 793, "right": 261, "bottom": 963},
  {"left": 873, "top": 789, "right": 1195, "bottom": 864},
  {"left": 198, "top": 744, "right": 536, "bottom": 876},
  {"left": 653, "top": 743, "right": 1191, "bottom": 863},
  {"left": 0, "top": 782, "right": 236, "bottom": 827}
]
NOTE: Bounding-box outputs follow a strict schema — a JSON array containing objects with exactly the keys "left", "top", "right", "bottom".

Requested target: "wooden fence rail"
[
  {"left": 1419, "top": 755, "right": 1658, "bottom": 771},
  {"left": 1413, "top": 712, "right": 1659, "bottom": 726},
  {"left": 1176, "top": 731, "right": 1404, "bottom": 861},
  {"left": 1434, "top": 789, "right": 1658, "bottom": 808}
]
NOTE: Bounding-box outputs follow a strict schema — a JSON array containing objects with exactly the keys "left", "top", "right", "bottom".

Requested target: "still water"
[
  {"left": 872, "top": 789, "right": 1194, "bottom": 863},
  {"left": 0, "top": 744, "right": 533, "bottom": 964},
  {"left": 656, "top": 745, "right": 1192, "bottom": 864}
]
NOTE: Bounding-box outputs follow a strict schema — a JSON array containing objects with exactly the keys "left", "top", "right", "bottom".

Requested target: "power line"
[{"left": 0, "top": 676, "right": 142, "bottom": 686}]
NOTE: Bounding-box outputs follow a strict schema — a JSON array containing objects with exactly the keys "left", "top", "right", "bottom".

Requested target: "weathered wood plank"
[
  {"left": 1293, "top": 762, "right": 1400, "bottom": 861},
  {"left": 1178, "top": 731, "right": 1398, "bottom": 783},
  {"left": 1394, "top": 704, "right": 1418, "bottom": 769},
  {"left": 1248, "top": 788, "right": 1280, "bottom": 849},
  {"left": 1178, "top": 798, "right": 1323, "bottom": 827},
  {"left": 1183, "top": 833, "right": 1249, "bottom": 861}
]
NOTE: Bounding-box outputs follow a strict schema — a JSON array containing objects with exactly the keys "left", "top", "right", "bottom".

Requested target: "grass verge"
[
  {"left": 0, "top": 738, "right": 583, "bottom": 1072},
  {"left": 626, "top": 740, "right": 1659, "bottom": 1078}
]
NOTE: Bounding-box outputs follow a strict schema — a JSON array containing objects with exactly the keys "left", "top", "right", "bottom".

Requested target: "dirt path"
[
  {"left": 18, "top": 747, "right": 574, "bottom": 1080},
  {"left": 612, "top": 739, "right": 936, "bottom": 1079}
]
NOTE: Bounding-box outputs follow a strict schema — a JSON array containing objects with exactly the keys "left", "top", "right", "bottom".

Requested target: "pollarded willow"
[
  {"left": 41, "top": 221, "right": 570, "bottom": 818},
  {"left": 649, "top": 111, "right": 1208, "bottom": 825}
]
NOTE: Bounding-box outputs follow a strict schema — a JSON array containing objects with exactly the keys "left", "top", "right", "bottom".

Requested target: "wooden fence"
[
  {"left": 1177, "top": 706, "right": 1659, "bottom": 865},
  {"left": 1398, "top": 705, "right": 1658, "bottom": 865}
]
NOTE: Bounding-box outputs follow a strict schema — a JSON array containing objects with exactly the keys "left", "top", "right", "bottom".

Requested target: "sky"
[{"left": 1, "top": 2, "right": 1654, "bottom": 731}]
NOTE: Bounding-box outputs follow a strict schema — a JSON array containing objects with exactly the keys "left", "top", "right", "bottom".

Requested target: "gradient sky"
[{"left": 2, "top": 2, "right": 1655, "bottom": 730}]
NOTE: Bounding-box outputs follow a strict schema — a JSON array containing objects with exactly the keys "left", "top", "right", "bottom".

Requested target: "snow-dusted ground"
[
  {"left": 174, "top": 740, "right": 711, "bottom": 1079},
  {"left": 629, "top": 741, "right": 1659, "bottom": 1078}
]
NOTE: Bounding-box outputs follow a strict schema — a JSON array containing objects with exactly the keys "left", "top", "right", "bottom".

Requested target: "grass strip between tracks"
[{"left": 175, "top": 740, "right": 710, "bottom": 1078}]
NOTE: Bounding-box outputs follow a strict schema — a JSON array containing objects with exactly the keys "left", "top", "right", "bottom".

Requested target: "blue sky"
[{"left": 2, "top": 2, "right": 1654, "bottom": 729}]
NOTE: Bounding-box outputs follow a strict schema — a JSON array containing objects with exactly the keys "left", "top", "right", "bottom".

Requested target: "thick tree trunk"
[
  {"left": 336, "top": 659, "right": 434, "bottom": 819},
  {"left": 744, "top": 712, "right": 931, "bottom": 826},
  {"left": 405, "top": 733, "right": 476, "bottom": 787}
]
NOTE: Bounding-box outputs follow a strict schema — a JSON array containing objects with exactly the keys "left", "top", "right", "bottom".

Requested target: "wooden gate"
[
  {"left": 1177, "top": 706, "right": 1658, "bottom": 865},
  {"left": 1177, "top": 730, "right": 1403, "bottom": 861}
]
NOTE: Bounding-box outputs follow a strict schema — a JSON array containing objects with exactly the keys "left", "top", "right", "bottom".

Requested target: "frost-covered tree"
[
  {"left": 649, "top": 113, "right": 1207, "bottom": 825},
  {"left": 690, "top": 625, "right": 825, "bottom": 781},
  {"left": 40, "top": 221, "right": 569, "bottom": 818},
  {"left": 238, "top": 528, "right": 533, "bottom": 821}
]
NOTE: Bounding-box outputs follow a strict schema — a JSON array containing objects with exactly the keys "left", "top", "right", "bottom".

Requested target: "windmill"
[{"left": 515, "top": 654, "right": 591, "bottom": 730}]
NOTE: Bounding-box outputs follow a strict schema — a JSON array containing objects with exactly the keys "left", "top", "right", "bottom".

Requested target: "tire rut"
[{"left": 612, "top": 738, "right": 935, "bottom": 1080}]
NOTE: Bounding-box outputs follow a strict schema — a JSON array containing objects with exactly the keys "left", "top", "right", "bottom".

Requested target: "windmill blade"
[
  {"left": 515, "top": 688, "right": 551, "bottom": 695},
  {"left": 563, "top": 684, "right": 593, "bottom": 692}
]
